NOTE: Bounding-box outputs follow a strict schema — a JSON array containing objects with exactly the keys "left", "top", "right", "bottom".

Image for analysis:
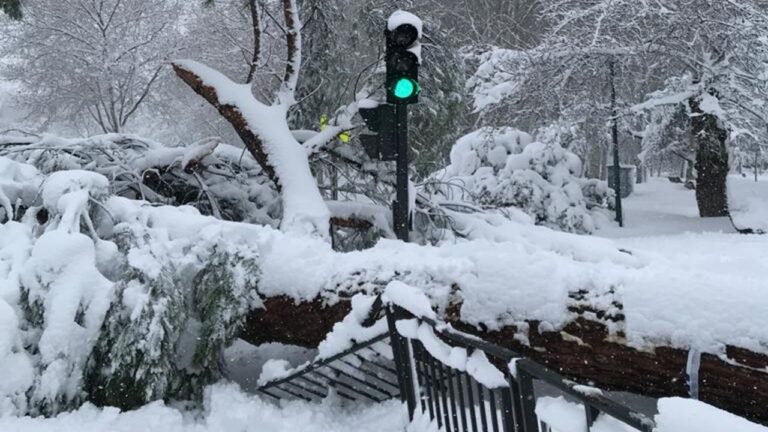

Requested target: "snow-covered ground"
[
  {"left": 3, "top": 384, "right": 766, "bottom": 432},
  {"left": 729, "top": 174, "right": 768, "bottom": 233},
  {"left": 537, "top": 395, "right": 768, "bottom": 432},
  {"left": 597, "top": 177, "right": 735, "bottom": 238},
  {"left": 0, "top": 384, "right": 409, "bottom": 432},
  {"left": 595, "top": 177, "right": 768, "bottom": 353}
]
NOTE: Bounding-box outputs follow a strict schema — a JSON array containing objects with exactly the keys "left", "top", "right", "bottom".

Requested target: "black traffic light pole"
[
  {"left": 394, "top": 105, "right": 409, "bottom": 241},
  {"left": 357, "top": 13, "right": 421, "bottom": 242},
  {"left": 387, "top": 14, "right": 420, "bottom": 242},
  {"left": 374, "top": 13, "right": 419, "bottom": 242}
]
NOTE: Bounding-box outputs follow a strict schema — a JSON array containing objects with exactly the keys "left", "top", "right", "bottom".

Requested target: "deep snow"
[
  {"left": 596, "top": 178, "right": 768, "bottom": 353},
  {"left": 2, "top": 158, "right": 767, "bottom": 430},
  {"left": 0, "top": 384, "right": 409, "bottom": 432},
  {"left": 3, "top": 384, "right": 766, "bottom": 432},
  {"left": 729, "top": 174, "right": 768, "bottom": 233}
]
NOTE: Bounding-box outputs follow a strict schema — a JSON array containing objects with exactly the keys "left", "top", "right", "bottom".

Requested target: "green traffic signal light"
[{"left": 393, "top": 78, "right": 418, "bottom": 99}]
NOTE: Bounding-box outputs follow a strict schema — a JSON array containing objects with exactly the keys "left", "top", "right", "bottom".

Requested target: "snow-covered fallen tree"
[
  {"left": 1, "top": 156, "right": 766, "bottom": 422},
  {"left": 0, "top": 133, "right": 281, "bottom": 226},
  {"left": 427, "top": 127, "right": 612, "bottom": 234}
]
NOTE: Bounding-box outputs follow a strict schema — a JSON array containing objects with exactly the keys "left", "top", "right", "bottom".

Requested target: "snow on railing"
[{"left": 383, "top": 281, "right": 657, "bottom": 432}]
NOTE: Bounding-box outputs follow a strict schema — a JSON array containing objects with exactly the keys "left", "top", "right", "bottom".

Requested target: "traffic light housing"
[
  {"left": 358, "top": 104, "right": 397, "bottom": 161},
  {"left": 386, "top": 20, "right": 421, "bottom": 104}
]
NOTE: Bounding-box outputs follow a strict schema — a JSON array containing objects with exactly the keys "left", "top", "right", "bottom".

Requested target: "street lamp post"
[{"left": 609, "top": 58, "right": 624, "bottom": 227}]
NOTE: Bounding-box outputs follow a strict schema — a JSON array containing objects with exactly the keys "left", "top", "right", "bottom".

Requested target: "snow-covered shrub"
[
  {"left": 434, "top": 127, "right": 611, "bottom": 234},
  {"left": 0, "top": 157, "right": 263, "bottom": 415},
  {"left": 85, "top": 239, "right": 260, "bottom": 409},
  {"left": 0, "top": 156, "right": 42, "bottom": 222}
]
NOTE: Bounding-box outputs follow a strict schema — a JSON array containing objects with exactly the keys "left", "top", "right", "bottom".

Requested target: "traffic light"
[
  {"left": 358, "top": 103, "right": 397, "bottom": 161},
  {"left": 386, "top": 16, "right": 421, "bottom": 104}
]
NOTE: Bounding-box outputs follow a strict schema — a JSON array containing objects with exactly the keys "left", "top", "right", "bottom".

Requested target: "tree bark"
[
  {"left": 172, "top": 64, "right": 280, "bottom": 189},
  {"left": 689, "top": 95, "right": 729, "bottom": 217},
  {"left": 242, "top": 295, "right": 768, "bottom": 425}
]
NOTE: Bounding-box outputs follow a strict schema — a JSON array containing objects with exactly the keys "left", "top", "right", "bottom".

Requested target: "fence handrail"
[
  {"left": 258, "top": 332, "right": 390, "bottom": 392},
  {"left": 392, "top": 306, "right": 657, "bottom": 432},
  {"left": 515, "top": 358, "right": 655, "bottom": 432},
  {"left": 419, "top": 315, "right": 523, "bottom": 361}
]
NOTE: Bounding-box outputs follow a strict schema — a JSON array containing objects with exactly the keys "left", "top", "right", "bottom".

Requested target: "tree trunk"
[
  {"left": 689, "top": 95, "right": 729, "bottom": 217},
  {"left": 242, "top": 295, "right": 768, "bottom": 425}
]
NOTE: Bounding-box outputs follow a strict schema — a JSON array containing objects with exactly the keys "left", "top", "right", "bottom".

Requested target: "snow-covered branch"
[
  {"left": 172, "top": 60, "right": 330, "bottom": 238},
  {"left": 278, "top": 0, "right": 301, "bottom": 105}
]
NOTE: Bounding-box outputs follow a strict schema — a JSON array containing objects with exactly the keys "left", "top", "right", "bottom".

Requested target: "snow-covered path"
[{"left": 596, "top": 177, "right": 735, "bottom": 239}]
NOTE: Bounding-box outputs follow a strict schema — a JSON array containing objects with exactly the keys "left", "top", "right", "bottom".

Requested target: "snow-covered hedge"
[{"left": 432, "top": 127, "right": 611, "bottom": 234}]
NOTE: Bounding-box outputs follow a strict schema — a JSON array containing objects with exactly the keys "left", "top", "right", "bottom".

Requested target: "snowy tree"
[
  {"left": 639, "top": 102, "right": 694, "bottom": 180},
  {"left": 171, "top": 1, "right": 464, "bottom": 241},
  {"left": 731, "top": 135, "right": 768, "bottom": 182},
  {"left": 468, "top": 0, "right": 768, "bottom": 219},
  {"left": 172, "top": 0, "right": 350, "bottom": 239},
  {"left": 423, "top": 0, "right": 544, "bottom": 49},
  {"left": 1, "top": 0, "right": 184, "bottom": 134},
  {"left": 0, "top": 0, "right": 21, "bottom": 19},
  {"left": 0, "top": 133, "right": 281, "bottom": 225}
]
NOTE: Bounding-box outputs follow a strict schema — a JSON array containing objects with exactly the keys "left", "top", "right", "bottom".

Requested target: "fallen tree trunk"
[
  {"left": 242, "top": 296, "right": 768, "bottom": 425},
  {"left": 471, "top": 318, "right": 768, "bottom": 425}
]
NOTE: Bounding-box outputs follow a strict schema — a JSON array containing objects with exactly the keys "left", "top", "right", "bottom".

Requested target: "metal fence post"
[
  {"left": 501, "top": 383, "right": 519, "bottom": 432},
  {"left": 585, "top": 403, "right": 601, "bottom": 431},
  {"left": 517, "top": 366, "right": 539, "bottom": 432},
  {"left": 386, "top": 305, "right": 418, "bottom": 418}
]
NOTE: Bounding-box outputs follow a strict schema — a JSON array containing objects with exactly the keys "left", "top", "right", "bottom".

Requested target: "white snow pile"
[
  {"left": 2, "top": 384, "right": 766, "bottom": 432},
  {"left": 536, "top": 396, "right": 641, "bottom": 432},
  {"left": 655, "top": 397, "right": 768, "bottom": 432},
  {"left": 536, "top": 396, "right": 768, "bottom": 432},
  {"left": 431, "top": 127, "right": 612, "bottom": 234},
  {"left": 728, "top": 174, "right": 768, "bottom": 233},
  {"left": 0, "top": 156, "right": 42, "bottom": 222},
  {"left": 0, "top": 383, "right": 410, "bottom": 432}
]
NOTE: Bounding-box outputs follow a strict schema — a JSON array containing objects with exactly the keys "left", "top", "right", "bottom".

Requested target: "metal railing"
[
  {"left": 256, "top": 301, "right": 657, "bottom": 432},
  {"left": 388, "top": 305, "right": 656, "bottom": 432},
  {"left": 257, "top": 333, "right": 400, "bottom": 403}
]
